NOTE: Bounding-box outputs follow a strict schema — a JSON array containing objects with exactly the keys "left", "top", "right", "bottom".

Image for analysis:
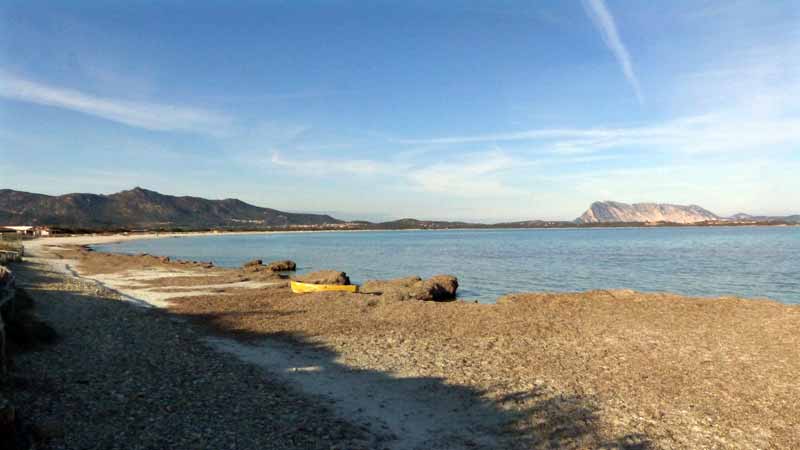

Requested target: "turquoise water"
[{"left": 94, "top": 227, "right": 800, "bottom": 304}]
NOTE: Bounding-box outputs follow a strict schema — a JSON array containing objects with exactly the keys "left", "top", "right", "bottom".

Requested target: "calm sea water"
[{"left": 94, "top": 227, "right": 800, "bottom": 304}]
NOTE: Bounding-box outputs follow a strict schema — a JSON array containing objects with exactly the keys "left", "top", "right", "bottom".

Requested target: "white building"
[
  {"left": 3, "top": 226, "right": 34, "bottom": 234},
  {"left": 0, "top": 226, "right": 51, "bottom": 237}
]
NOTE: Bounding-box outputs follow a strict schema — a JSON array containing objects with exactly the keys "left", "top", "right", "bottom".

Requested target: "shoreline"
[
  {"left": 39, "top": 236, "right": 796, "bottom": 311},
  {"left": 55, "top": 231, "right": 800, "bottom": 307},
  {"left": 20, "top": 237, "right": 508, "bottom": 449},
  {"left": 10, "top": 249, "right": 377, "bottom": 449},
  {"left": 24, "top": 220, "right": 800, "bottom": 248},
  {"left": 17, "top": 238, "right": 800, "bottom": 448}
]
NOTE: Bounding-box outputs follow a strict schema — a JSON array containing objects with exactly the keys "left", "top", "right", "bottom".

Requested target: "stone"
[
  {"left": 293, "top": 270, "right": 350, "bottom": 285},
  {"left": 361, "top": 275, "right": 458, "bottom": 301},
  {"left": 412, "top": 275, "right": 458, "bottom": 301},
  {"left": 264, "top": 260, "right": 296, "bottom": 272},
  {"left": 242, "top": 259, "right": 262, "bottom": 268}
]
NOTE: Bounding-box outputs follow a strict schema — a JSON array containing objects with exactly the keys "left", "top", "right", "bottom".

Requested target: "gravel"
[{"left": 10, "top": 260, "right": 376, "bottom": 450}]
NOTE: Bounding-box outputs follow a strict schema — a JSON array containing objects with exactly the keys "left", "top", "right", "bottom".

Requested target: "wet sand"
[{"left": 21, "top": 236, "right": 800, "bottom": 449}]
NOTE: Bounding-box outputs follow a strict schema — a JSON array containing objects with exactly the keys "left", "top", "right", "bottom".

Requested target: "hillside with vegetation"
[{"left": 0, "top": 187, "right": 341, "bottom": 230}]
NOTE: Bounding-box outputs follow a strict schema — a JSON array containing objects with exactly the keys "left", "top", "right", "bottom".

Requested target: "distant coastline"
[
  {"left": 47, "top": 220, "right": 800, "bottom": 237},
  {"left": 3, "top": 187, "right": 798, "bottom": 234},
  {"left": 78, "top": 225, "right": 800, "bottom": 305},
  {"left": 15, "top": 224, "right": 800, "bottom": 264},
  {"left": 11, "top": 219, "right": 800, "bottom": 239}
]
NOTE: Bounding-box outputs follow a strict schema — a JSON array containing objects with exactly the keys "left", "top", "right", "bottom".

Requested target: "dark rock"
[
  {"left": 412, "top": 275, "right": 458, "bottom": 301},
  {"left": 361, "top": 275, "right": 458, "bottom": 301},
  {"left": 243, "top": 259, "right": 262, "bottom": 268},
  {"left": 264, "top": 260, "right": 296, "bottom": 272},
  {"left": 294, "top": 270, "right": 350, "bottom": 285}
]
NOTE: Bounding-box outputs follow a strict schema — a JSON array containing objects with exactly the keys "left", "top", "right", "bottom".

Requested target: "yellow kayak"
[{"left": 290, "top": 280, "right": 359, "bottom": 294}]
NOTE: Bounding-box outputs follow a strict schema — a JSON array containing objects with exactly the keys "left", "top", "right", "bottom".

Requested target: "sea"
[{"left": 93, "top": 226, "right": 800, "bottom": 305}]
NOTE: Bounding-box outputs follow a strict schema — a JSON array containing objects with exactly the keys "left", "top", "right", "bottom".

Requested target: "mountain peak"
[
  {"left": 576, "top": 201, "right": 719, "bottom": 224},
  {"left": 118, "top": 186, "right": 159, "bottom": 195}
]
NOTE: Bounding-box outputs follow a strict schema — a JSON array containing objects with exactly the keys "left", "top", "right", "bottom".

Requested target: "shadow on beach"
[
  {"left": 177, "top": 306, "right": 653, "bottom": 450},
  {"left": 11, "top": 259, "right": 653, "bottom": 450},
  {"left": 10, "top": 266, "right": 368, "bottom": 449}
]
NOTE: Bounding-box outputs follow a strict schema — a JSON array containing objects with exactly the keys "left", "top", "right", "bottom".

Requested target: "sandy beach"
[{"left": 12, "top": 235, "right": 800, "bottom": 449}]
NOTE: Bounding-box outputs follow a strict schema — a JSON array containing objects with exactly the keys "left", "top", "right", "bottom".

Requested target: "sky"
[{"left": 1, "top": 0, "right": 799, "bottom": 222}]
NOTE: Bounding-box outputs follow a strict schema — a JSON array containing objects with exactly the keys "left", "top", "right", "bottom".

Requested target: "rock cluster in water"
[
  {"left": 242, "top": 259, "right": 297, "bottom": 272},
  {"left": 361, "top": 275, "right": 458, "bottom": 302}
]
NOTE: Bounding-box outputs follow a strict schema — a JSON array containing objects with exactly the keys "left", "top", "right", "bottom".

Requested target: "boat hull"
[{"left": 290, "top": 280, "right": 359, "bottom": 294}]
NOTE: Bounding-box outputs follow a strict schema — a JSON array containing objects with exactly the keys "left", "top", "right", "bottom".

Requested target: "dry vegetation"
[
  {"left": 60, "top": 245, "right": 800, "bottom": 449},
  {"left": 0, "top": 239, "right": 23, "bottom": 253}
]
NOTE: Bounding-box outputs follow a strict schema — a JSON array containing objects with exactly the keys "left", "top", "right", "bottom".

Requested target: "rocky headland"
[{"left": 576, "top": 201, "right": 720, "bottom": 224}]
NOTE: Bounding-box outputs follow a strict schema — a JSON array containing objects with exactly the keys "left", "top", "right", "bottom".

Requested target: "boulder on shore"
[
  {"left": 264, "top": 260, "right": 297, "bottom": 272},
  {"left": 243, "top": 259, "right": 262, "bottom": 268},
  {"left": 243, "top": 259, "right": 296, "bottom": 272},
  {"left": 294, "top": 270, "right": 350, "bottom": 285},
  {"left": 361, "top": 274, "right": 458, "bottom": 301},
  {"left": 415, "top": 275, "right": 459, "bottom": 301}
]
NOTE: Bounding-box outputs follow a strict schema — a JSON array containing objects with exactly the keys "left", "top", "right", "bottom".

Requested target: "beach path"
[{"left": 16, "top": 238, "right": 505, "bottom": 450}]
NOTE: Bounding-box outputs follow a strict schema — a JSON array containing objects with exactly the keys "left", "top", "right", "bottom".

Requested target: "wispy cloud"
[
  {"left": 673, "top": 40, "right": 800, "bottom": 117},
  {"left": 406, "top": 151, "right": 525, "bottom": 197},
  {"left": 398, "top": 128, "right": 615, "bottom": 145},
  {"left": 398, "top": 113, "right": 800, "bottom": 155},
  {"left": 0, "top": 72, "right": 232, "bottom": 135},
  {"left": 269, "top": 151, "right": 394, "bottom": 176},
  {"left": 582, "top": 0, "right": 644, "bottom": 104},
  {"left": 268, "top": 150, "right": 526, "bottom": 198}
]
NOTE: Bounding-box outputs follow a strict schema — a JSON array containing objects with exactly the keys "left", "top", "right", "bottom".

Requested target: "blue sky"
[{"left": 1, "top": 0, "right": 798, "bottom": 221}]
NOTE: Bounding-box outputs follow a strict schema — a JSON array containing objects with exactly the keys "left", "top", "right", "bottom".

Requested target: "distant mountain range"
[
  {"left": 0, "top": 188, "right": 797, "bottom": 230},
  {"left": 0, "top": 187, "right": 340, "bottom": 229}
]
